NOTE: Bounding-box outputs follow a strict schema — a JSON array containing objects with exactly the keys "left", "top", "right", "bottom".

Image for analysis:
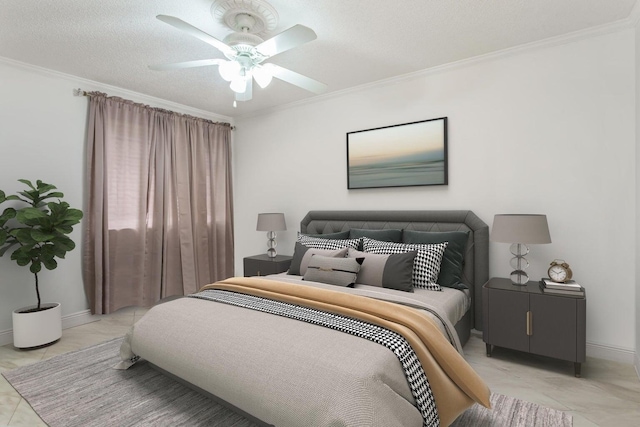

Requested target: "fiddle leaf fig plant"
[{"left": 0, "top": 180, "right": 83, "bottom": 311}]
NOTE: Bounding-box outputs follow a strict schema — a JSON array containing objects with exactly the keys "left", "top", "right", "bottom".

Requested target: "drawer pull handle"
[{"left": 526, "top": 311, "right": 532, "bottom": 336}]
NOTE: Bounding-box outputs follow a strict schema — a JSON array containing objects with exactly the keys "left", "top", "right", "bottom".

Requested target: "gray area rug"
[{"left": 3, "top": 337, "right": 572, "bottom": 427}]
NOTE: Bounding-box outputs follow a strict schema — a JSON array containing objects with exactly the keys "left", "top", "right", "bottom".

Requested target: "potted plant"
[{"left": 0, "top": 179, "right": 83, "bottom": 348}]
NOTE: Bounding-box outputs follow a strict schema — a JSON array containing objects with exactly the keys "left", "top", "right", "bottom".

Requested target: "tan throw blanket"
[{"left": 201, "top": 277, "right": 491, "bottom": 426}]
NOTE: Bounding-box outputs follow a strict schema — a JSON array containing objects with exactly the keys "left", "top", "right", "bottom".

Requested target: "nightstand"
[
  {"left": 243, "top": 254, "right": 293, "bottom": 277},
  {"left": 482, "top": 277, "right": 586, "bottom": 377}
]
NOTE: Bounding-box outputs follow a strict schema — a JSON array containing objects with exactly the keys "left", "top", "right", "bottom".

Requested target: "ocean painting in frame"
[{"left": 347, "top": 117, "right": 448, "bottom": 189}]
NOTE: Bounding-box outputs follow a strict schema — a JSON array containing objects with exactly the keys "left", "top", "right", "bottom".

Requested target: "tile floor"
[{"left": 1, "top": 306, "right": 639, "bottom": 426}]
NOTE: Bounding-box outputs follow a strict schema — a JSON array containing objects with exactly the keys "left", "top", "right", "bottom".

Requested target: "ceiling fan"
[{"left": 149, "top": 0, "right": 327, "bottom": 106}]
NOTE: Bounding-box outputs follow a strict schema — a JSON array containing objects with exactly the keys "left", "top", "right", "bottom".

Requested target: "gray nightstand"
[
  {"left": 482, "top": 277, "right": 586, "bottom": 377},
  {"left": 243, "top": 254, "right": 292, "bottom": 277}
]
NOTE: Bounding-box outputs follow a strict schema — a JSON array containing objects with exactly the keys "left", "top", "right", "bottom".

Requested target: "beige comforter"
[{"left": 120, "top": 277, "right": 490, "bottom": 426}]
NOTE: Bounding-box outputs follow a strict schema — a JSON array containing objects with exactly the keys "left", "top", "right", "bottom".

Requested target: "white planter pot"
[{"left": 12, "top": 303, "right": 62, "bottom": 348}]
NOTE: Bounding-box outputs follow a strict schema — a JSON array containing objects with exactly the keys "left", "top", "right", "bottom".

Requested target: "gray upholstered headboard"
[{"left": 300, "top": 210, "right": 489, "bottom": 331}]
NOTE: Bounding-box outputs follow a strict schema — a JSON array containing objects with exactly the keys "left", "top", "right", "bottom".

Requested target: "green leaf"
[
  {"left": 0, "top": 190, "right": 4, "bottom": 203},
  {"left": 55, "top": 225, "right": 73, "bottom": 234},
  {"left": 36, "top": 183, "right": 57, "bottom": 193},
  {"left": 0, "top": 207, "right": 16, "bottom": 226},
  {"left": 11, "top": 247, "right": 32, "bottom": 266},
  {"left": 40, "top": 243, "right": 55, "bottom": 257},
  {"left": 0, "top": 229, "right": 6, "bottom": 246},
  {"left": 18, "top": 179, "right": 36, "bottom": 190},
  {"left": 16, "top": 207, "right": 47, "bottom": 222},
  {"left": 31, "top": 229, "right": 55, "bottom": 242},
  {"left": 52, "top": 235, "right": 75, "bottom": 252},
  {"left": 66, "top": 208, "right": 83, "bottom": 222},
  {"left": 19, "top": 189, "right": 39, "bottom": 202},
  {"left": 42, "top": 258, "right": 57, "bottom": 270},
  {"left": 41, "top": 192, "right": 64, "bottom": 200},
  {"left": 53, "top": 246, "right": 67, "bottom": 258},
  {"left": 30, "top": 261, "right": 42, "bottom": 274},
  {"left": 14, "top": 228, "right": 37, "bottom": 245}
]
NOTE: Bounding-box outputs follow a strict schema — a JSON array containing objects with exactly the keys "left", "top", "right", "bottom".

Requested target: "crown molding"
[
  {"left": 0, "top": 56, "right": 234, "bottom": 124},
  {"left": 238, "top": 15, "right": 636, "bottom": 120}
]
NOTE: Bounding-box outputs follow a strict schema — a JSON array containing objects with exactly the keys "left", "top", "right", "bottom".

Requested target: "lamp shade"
[
  {"left": 491, "top": 214, "right": 551, "bottom": 244},
  {"left": 256, "top": 213, "right": 287, "bottom": 232}
]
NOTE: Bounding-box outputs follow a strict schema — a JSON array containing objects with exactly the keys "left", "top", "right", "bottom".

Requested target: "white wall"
[
  {"left": 234, "top": 29, "right": 637, "bottom": 358},
  {"left": 0, "top": 58, "right": 231, "bottom": 336},
  {"left": 0, "top": 62, "right": 88, "bottom": 335}
]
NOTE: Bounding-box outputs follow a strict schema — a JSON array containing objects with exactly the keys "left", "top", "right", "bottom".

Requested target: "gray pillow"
[
  {"left": 305, "top": 230, "right": 350, "bottom": 239},
  {"left": 348, "top": 248, "right": 416, "bottom": 292},
  {"left": 402, "top": 230, "right": 469, "bottom": 290},
  {"left": 303, "top": 255, "right": 364, "bottom": 287},
  {"left": 288, "top": 243, "right": 348, "bottom": 276},
  {"left": 362, "top": 237, "right": 448, "bottom": 291}
]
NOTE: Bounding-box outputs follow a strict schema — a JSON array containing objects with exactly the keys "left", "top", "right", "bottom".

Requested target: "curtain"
[{"left": 82, "top": 92, "right": 234, "bottom": 314}]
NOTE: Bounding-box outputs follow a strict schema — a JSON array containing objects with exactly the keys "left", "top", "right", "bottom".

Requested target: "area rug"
[{"left": 3, "top": 337, "right": 572, "bottom": 427}]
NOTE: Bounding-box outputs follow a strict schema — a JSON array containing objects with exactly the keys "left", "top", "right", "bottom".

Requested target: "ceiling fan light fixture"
[
  {"left": 253, "top": 66, "right": 273, "bottom": 88},
  {"left": 152, "top": 1, "right": 326, "bottom": 104},
  {"left": 230, "top": 75, "right": 248, "bottom": 93},
  {"left": 218, "top": 60, "right": 241, "bottom": 81}
]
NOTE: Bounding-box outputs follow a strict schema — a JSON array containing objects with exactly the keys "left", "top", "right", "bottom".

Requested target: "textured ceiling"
[{"left": 0, "top": 0, "right": 637, "bottom": 118}]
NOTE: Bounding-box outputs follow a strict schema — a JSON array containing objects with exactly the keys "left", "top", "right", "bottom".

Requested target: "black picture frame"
[{"left": 346, "top": 117, "right": 448, "bottom": 189}]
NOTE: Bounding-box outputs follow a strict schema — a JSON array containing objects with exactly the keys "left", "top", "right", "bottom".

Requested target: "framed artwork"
[{"left": 346, "top": 117, "right": 448, "bottom": 189}]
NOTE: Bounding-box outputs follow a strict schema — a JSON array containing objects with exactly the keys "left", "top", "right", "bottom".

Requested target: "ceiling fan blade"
[
  {"left": 149, "top": 59, "right": 226, "bottom": 71},
  {"left": 156, "top": 15, "right": 234, "bottom": 57},
  {"left": 255, "top": 25, "right": 317, "bottom": 58},
  {"left": 235, "top": 78, "right": 253, "bottom": 102},
  {"left": 267, "top": 64, "right": 327, "bottom": 94}
]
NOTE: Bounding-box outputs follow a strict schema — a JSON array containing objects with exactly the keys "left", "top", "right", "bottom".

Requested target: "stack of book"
[{"left": 539, "top": 278, "right": 585, "bottom": 297}]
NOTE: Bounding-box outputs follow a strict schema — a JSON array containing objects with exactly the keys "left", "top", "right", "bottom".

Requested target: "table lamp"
[
  {"left": 256, "top": 213, "right": 287, "bottom": 258},
  {"left": 491, "top": 214, "right": 552, "bottom": 285}
]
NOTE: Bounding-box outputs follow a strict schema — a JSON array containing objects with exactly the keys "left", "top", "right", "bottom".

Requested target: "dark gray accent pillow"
[
  {"left": 305, "top": 230, "right": 350, "bottom": 239},
  {"left": 402, "top": 230, "right": 470, "bottom": 289},
  {"left": 349, "top": 228, "right": 403, "bottom": 242},
  {"left": 303, "top": 255, "right": 364, "bottom": 287},
  {"left": 348, "top": 248, "right": 416, "bottom": 292},
  {"left": 288, "top": 243, "right": 348, "bottom": 276}
]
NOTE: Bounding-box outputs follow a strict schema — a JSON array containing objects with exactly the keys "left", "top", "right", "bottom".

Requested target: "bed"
[
  {"left": 297, "top": 210, "right": 489, "bottom": 341},
  {"left": 118, "top": 210, "right": 491, "bottom": 427}
]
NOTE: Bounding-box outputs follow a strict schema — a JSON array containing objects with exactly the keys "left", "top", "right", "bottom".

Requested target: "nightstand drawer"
[{"left": 244, "top": 254, "right": 292, "bottom": 277}]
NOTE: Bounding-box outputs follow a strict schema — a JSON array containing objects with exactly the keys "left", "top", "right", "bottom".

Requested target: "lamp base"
[
  {"left": 266, "top": 231, "right": 277, "bottom": 258},
  {"left": 509, "top": 243, "right": 530, "bottom": 285},
  {"left": 510, "top": 270, "right": 529, "bottom": 285}
]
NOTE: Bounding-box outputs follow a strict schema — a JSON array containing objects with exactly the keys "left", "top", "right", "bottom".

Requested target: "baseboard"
[
  {"left": 586, "top": 341, "right": 636, "bottom": 365},
  {"left": 0, "top": 309, "right": 98, "bottom": 347}
]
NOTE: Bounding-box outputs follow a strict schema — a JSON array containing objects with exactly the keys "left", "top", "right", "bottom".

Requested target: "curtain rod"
[{"left": 72, "top": 88, "right": 234, "bottom": 129}]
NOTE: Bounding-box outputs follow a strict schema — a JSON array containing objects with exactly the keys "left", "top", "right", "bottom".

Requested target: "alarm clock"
[{"left": 548, "top": 259, "right": 573, "bottom": 283}]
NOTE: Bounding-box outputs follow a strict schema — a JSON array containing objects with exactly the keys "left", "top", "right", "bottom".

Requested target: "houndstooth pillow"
[
  {"left": 297, "top": 234, "right": 361, "bottom": 250},
  {"left": 362, "top": 237, "right": 448, "bottom": 291}
]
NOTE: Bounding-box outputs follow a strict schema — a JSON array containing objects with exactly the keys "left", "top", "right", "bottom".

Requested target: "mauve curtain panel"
[{"left": 83, "top": 92, "right": 234, "bottom": 314}]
